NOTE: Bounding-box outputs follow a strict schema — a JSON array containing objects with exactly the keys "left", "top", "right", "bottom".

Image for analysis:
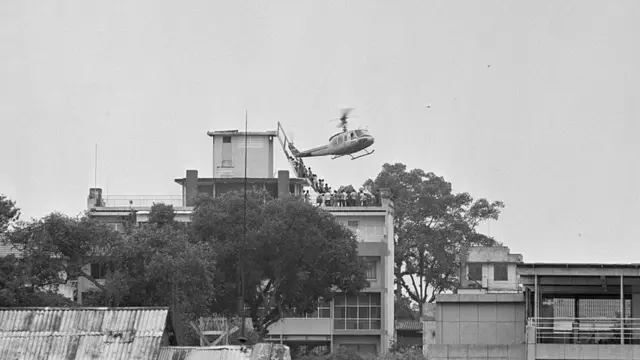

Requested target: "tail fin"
[{"left": 288, "top": 142, "right": 300, "bottom": 157}]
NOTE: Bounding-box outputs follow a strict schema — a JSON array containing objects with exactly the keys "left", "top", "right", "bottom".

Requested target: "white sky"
[{"left": 1, "top": 0, "right": 639, "bottom": 263}]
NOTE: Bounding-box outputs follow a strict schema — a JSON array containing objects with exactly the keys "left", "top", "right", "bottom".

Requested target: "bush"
[{"left": 294, "top": 346, "right": 426, "bottom": 360}]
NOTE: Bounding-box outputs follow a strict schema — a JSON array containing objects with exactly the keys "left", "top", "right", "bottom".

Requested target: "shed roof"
[
  {"left": 158, "top": 345, "right": 252, "bottom": 360},
  {"left": 395, "top": 320, "right": 423, "bottom": 331},
  {"left": 0, "top": 307, "right": 171, "bottom": 360}
]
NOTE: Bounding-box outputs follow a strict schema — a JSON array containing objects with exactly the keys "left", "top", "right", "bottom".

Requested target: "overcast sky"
[{"left": 1, "top": 1, "right": 639, "bottom": 263}]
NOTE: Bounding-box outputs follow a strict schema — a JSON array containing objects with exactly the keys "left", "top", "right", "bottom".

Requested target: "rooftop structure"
[{"left": 208, "top": 129, "right": 277, "bottom": 179}]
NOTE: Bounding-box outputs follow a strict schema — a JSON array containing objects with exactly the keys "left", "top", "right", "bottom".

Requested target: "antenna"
[
  {"left": 238, "top": 110, "right": 248, "bottom": 344},
  {"left": 94, "top": 143, "right": 98, "bottom": 189}
]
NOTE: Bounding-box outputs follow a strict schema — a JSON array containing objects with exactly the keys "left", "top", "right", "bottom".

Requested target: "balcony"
[
  {"left": 528, "top": 317, "right": 640, "bottom": 359},
  {"left": 102, "top": 195, "right": 183, "bottom": 207}
]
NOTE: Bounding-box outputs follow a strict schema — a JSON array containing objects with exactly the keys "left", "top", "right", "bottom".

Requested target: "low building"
[
  {"left": 0, "top": 307, "right": 178, "bottom": 359},
  {"left": 426, "top": 246, "right": 640, "bottom": 360},
  {"left": 426, "top": 246, "right": 526, "bottom": 360}
]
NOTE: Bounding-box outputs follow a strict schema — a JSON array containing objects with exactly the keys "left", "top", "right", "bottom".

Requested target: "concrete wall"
[
  {"left": 335, "top": 215, "right": 386, "bottom": 243},
  {"left": 213, "top": 134, "right": 274, "bottom": 178},
  {"left": 268, "top": 319, "right": 331, "bottom": 335},
  {"left": 428, "top": 344, "right": 525, "bottom": 360},
  {"left": 436, "top": 295, "right": 526, "bottom": 345}
]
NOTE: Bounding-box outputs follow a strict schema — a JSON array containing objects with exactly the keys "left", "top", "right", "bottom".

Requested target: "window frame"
[
  {"left": 493, "top": 263, "right": 509, "bottom": 281},
  {"left": 467, "top": 263, "right": 483, "bottom": 282}
]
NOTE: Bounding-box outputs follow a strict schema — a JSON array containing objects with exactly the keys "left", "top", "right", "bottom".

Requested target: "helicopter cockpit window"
[{"left": 354, "top": 130, "right": 365, "bottom": 137}]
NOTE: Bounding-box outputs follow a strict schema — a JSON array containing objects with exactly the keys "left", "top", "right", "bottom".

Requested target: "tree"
[
  {"left": 0, "top": 194, "right": 20, "bottom": 234},
  {"left": 148, "top": 203, "right": 176, "bottom": 227},
  {"left": 5, "top": 212, "right": 121, "bottom": 297},
  {"left": 363, "top": 163, "right": 504, "bottom": 309},
  {"left": 191, "top": 191, "right": 368, "bottom": 338}
]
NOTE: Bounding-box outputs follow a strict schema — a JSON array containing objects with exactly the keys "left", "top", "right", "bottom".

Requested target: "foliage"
[
  {"left": 191, "top": 191, "right": 368, "bottom": 337},
  {"left": 148, "top": 203, "right": 176, "bottom": 227},
  {"left": 395, "top": 294, "right": 419, "bottom": 320},
  {"left": 0, "top": 194, "right": 20, "bottom": 233},
  {"left": 363, "top": 163, "right": 504, "bottom": 307},
  {"left": 295, "top": 347, "right": 427, "bottom": 360},
  {"left": 0, "top": 254, "right": 78, "bottom": 307},
  {"left": 5, "top": 212, "right": 121, "bottom": 293}
]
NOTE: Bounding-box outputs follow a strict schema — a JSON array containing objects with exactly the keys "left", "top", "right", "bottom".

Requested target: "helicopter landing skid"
[{"left": 349, "top": 149, "right": 375, "bottom": 160}]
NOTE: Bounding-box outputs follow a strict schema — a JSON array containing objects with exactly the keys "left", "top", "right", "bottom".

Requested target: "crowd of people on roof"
[
  {"left": 285, "top": 147, "right": 382, "bottom": 207},
  {"left": 312, "top": 187, "right": 381, "bottom": 207}
]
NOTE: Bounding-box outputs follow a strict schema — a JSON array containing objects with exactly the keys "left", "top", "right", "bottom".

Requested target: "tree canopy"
[
  {"left": 1, "top": 191, "right": 367, "bottom": 341},
  {"left": 0, "top": 194, "right": 20, "bottom": 233},
  {"left": 192, "top": 191, "right": 368, "bottom": 336},
  {"left": 363, "top": 163, "right": 504, "bottom": 307}
]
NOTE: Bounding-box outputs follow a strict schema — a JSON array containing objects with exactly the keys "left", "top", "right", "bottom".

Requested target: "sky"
[{"left": 1, "top": 1, "right": 639, "bottom": 264}]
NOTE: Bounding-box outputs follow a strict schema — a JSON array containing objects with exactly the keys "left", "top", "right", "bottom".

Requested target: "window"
[
  {"left": 221, "top": 136, "right": 232, "bottom": 167},
  {"left": 365, "top": 260, "right": 377, "bottom": 280},
  {"left": 494, "top": 264, "right": 508, "bottom": 281},
  {"left": 348, "top": 220, "right": 358, "bottom": 228},
  {"left": 286, "top": 299, "right": 331, "bottom": 319},
  {"left": 334, "top": 293, "right": 381, "bottom": 330},
  {"left": 467, "top": 263, "right": 482, "bottom": 282},
  {"left": 90, "top": 262, "right": 114, "bottom": 279}
]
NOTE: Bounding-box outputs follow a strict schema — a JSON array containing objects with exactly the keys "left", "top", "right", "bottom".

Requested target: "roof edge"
[{"left": 0, "top": 306, "right": 171, "bottom": 311}]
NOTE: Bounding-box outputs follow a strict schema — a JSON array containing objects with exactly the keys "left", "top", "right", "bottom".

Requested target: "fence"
[
  {"left": 529, "top": 317, "right": 640, "bottom": 344},
  {"left": 102, "top": 195, "right": 183, "bottom": 207}
]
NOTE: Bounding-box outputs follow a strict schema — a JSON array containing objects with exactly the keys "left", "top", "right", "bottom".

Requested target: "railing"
[
  {"left": 102, "top": 195, "right": 183, "bottom": 207},
  {"left": 529, "top": 317, "right": 640, "bottom": 344}
]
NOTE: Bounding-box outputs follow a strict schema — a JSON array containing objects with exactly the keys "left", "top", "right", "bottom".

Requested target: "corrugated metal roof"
[
  {"left": 395, "top": 320, "right": 423, "bottom": 331},
  {"left": 158, "top": 346, "right": 252, "bottom": 360},
  {"left": 0, "top": 307, "right": 170, "bottom": 360}
]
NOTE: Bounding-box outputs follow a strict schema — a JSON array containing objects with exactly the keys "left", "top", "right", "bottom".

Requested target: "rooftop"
[
  {"left": 207, "top": 130, "right": 277, "bottom": 137},
  {"left": 0, "top": 307, "right": 173, "bottom": 360},
  {"left": 174, "top": 177, "right": 308, "bottom": 186}
]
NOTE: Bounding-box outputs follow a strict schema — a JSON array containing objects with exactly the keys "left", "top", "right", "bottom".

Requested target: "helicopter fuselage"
[{"left": 290, "top": 128, "right": 374, "bottom": 158}]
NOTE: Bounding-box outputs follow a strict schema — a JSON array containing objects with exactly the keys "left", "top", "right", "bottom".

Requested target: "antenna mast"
[
  {"left": 94, "top": 143, "right": 98, "bottom": 189},
  {"left": 238, "top": 110, "right": 248, "bottom": 344}
]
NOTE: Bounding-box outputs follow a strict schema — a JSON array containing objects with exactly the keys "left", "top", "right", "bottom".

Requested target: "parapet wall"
[{"left": 427, "top": 344, "right": 525, "bottom": 360}]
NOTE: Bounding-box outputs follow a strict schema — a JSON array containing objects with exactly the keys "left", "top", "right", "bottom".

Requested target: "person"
[
  {"left": 349, "top": 190, "right": 357, "bottom": 207},
  {"left": 316, "top": 193, "right": 323, "bottom": 207},
  {"left": 375, "top": 189, "right": 381, "bottom": 206},
  {"left": 339, "top": 190, "right": 347, "bottom": 207},
  {"left": 324, "top": 191, "right": 331, "bottom": 206},
  {"left": 304, "top": 190, "right": 310, "bottom": 203}
]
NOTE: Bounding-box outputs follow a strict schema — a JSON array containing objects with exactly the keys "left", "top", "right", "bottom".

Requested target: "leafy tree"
[
  {"left": 191, "top": 191, "right": 368, "bottom": 338},
  {"left": 148, "top": 203, "right": 176, "bottom": 227},
  {"left": 0, "top": 194, "right": 20, "bottom": 233},
  {"left": 5, "top": 212, "right": 121, "bottom": 295},
  {"left": 395, "top": 294, "right": 419, "bottom": 320},
  {"left": 363, "top": 163, "right": 504, "bottom": 309}
]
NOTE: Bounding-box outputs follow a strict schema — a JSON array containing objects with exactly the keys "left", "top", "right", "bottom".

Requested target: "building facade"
[
  {"left": 265, "top": 193, "right": 395, "bottom": 355},
  {"left": 84, "top": 126, "right": 395, "bottom": 355}
]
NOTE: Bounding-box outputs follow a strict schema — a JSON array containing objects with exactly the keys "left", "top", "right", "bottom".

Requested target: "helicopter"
[{"left": 286, "top": 109, "right": 375, "bottom": 160}]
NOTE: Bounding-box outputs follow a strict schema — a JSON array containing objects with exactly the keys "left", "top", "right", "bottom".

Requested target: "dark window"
[
  {"left": 348, "top": 220, "right": 359, "bottom": 228},
  {"left": 494, "top": 263, "right": 508, "bottom": 281},
  {"left": 90, "top": 262, "right": 113, "bottom": 279},
  {"left": 365, "top": 260, "right": 377, "bottom": 280},
  {"left": 467, "top": 263, "right": 482, "bottom": 282},
  {"left": 221, "top": 136, "right": 232, "bottom": 167}
]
